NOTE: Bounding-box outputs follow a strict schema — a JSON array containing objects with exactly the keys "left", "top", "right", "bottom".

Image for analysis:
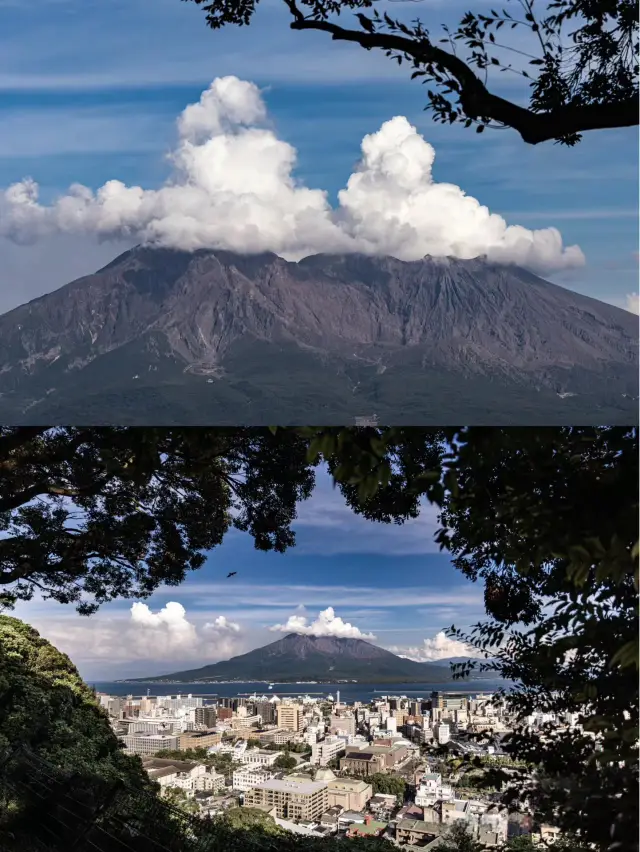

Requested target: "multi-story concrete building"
[
  {"left": 178, "top": 730, "right": 221, "bottom": 750},
  {"left": 241, "top": 748, "right": 280, "bottom": 767},
  {"left": 254, "top": 701, "right": 278, "bottom": 725},
  {"left": 244, "top": 777, "right": 329, "bottom": 821},
  {"left": 310, "top": 736, "right": 346, "bottom": 766},
  {"left": 326, "top": 777, "right": 372, "bottom": 812},
  {"left": 258, "top": 728, "right": 297, "bottom": 746},
  {"left": 330, "top": 714, "right": 356, "bottom": 737},
  {"left": 194, "top": 707, "right": 218, "bottom": 727},
  {"left": 278, "top": 702, "right": 304, "bottom": 732},
  {"left": 123, "top": 733, "right": 181, "bottom": 755},
  {"left": 232, "top": 765, "right": 277, "bottom": 792},
  {"left": 435, "top": 723, "right": 450, "bottom": 744},
  {"left": 339, "top": 751, "right": 386, "bottom": 776}
]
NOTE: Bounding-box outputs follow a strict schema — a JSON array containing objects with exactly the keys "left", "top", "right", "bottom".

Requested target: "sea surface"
[{"left": 89, "top": 679, "right": 510, "bottom": 704}]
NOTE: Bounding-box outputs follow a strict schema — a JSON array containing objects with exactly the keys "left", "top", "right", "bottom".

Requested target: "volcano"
[
  {"left": 0, "top": 246, "right": 637, "bottom": 424},
  {"left": 130, "top": 633, "right": 457, "bottom": 684}
]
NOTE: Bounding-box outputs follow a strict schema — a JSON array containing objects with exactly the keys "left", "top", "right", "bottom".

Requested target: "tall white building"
[
  {"left": 310, "top": 736, "right": 346, "bottom": 766},
  {"left": 435, "top": 723, "right": 450, "bottom": 744}
]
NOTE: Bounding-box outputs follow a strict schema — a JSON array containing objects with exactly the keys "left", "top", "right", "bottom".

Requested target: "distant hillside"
[{"left": 130, "top": 633, "right": 456, "bottom": 684}]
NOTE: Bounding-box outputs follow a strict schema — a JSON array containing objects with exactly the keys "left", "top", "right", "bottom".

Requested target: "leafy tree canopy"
[
  {"left": 183, "top": 0, "right": 638, "bottom": 145},
  {"left": 274, "top": 751, "right": 298, "bottom": 770},
  {"left": 0, "top": 427, "right": 314, "bottom": 615},
  {"left": 369, "top": 771, "right": 407, "bottom": 803}
]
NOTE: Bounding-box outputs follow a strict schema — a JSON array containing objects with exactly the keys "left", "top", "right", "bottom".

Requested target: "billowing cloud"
[
  {"left": 270, "top": 606, "right": 376, "bottom": 639},
  {"left": 389, "top": 630, "right": 483, "bottom": 661},
  {"left": 0, "top": 76, "right": 583, "bottom": 273},
  {"left": 204, "top": 614, "right": 241, "bottom": 633},
  {"left": 625, "top": 293, "right": 639, "bottom": 315},
  {"left": 27, "top": 601, "right": 246, "bottom": 669}
]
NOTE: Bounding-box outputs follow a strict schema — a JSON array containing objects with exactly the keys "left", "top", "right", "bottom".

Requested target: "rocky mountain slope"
[
  {"left": 0, "top": 246, "right": 637, "bottom": 424},
  {"left": 131, "top": 633, "right": 454, "bottom": 684}
]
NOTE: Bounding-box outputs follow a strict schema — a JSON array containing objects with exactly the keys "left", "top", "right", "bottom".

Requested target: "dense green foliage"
[
  {"left": 274, "top": 752, "right": 298, "bottom": 770},
  {"left": 0, "top": 614, "right": 150, "bottom": 789},
  {"left": 184, "top": 0, "right": 638, "bottom": 145},
  {"left": 0, "top": 427, "right": 314, "bottom": 614},
  {"left": 162, "top": 785, "right": 201, "bottom": 815},
  {"left": 368, "top": 772, "right": 407, "bottom": 804}
]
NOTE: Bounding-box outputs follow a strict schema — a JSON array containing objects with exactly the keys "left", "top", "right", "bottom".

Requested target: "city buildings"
[
  {"left": 123, "top": 732, "right": 181, "bottom": 755},
  {"left": 277, "top": 702, "right": 304, "bottom": 732},
  {"left": 244, "top": 777, "right": 329, "bottom": 821},
  {"left": 310, "top": 736, "right": 346, "bottom": 766}
]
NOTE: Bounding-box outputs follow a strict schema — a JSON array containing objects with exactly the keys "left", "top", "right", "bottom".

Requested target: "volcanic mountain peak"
[
  {"left": 0, "top": 246, "right": 636, "bottom": 424},
  {"left": 133, "top": 631, "right": 455, "bottom": 684}
]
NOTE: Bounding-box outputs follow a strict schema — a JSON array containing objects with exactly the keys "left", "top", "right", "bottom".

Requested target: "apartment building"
[
  {"left": 194, "top": 772, "right": 226, "bottom": 794},
  {"left": 415, "top": 773, "right": 454, "bottom": 807},
  {"left": 258, "top": 728, "right": 297, "bottom": 746},
  {"left": 244, "top": 777, "right": 329, "bottom": 821},
  {"left": 254, "top": 701, "right": 278, "bottom": 725},
  {"left": 123, "top": 733, "right": 181, "bottom": 755},
  {"left": 277, "top": 702, "right": 304, "bottom": 732},
  {"left": 232, "top": 765, "right": 277, "bottom": 792},
  {"left": 178, "top": 730, "right": 221, "bottom": 750},
  {"left": 310, "top": 736, "right": 346, "bottom": 766},
  {"left": 194, "top": 707, "right": 218, "bottom": 727}
]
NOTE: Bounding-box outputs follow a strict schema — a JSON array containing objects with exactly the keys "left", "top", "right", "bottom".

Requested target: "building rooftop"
[
  {"left": 397, "top": 818, "right": 441, "bottom": 834},
  {"left": 252, "top": 777, "right": 328, "bottom": 795}
]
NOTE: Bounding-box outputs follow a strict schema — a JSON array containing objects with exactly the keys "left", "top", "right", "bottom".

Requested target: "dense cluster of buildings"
[{"left": 98, "top": 689, "right": 570, "bottom": 848}]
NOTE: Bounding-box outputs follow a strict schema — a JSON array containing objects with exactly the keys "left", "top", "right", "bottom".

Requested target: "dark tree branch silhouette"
[{"left": 184, "top": 0, "right": 638, "bottom": 145}]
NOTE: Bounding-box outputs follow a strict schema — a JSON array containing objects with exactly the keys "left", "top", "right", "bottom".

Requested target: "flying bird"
[{"left": 227, "top": 571, "right": 237, "bottom": 578}]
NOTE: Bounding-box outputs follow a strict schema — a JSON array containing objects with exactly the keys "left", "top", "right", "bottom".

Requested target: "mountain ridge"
[
  {"left": 128, "top": 633, "right": 456, "bottom": 684},
  {"left": 1, "top": 246, "right": 636, "bottom": 424}
]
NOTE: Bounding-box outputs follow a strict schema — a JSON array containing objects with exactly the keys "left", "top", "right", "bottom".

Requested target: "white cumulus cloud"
[
  {"left": 270, "top": 606, "right": 376, "bottom": 640},
  {"left": 0, "top": 76, "right": 583, "bottom": 273},
  {"left": 625, "top": 293, "right": 639, "bottom": 315},
  {"left": 204, "top": 614, "right": 241, "bottom": 633},
  {"left": 389, "top": 630, "right": 483, "bottom": 661}
]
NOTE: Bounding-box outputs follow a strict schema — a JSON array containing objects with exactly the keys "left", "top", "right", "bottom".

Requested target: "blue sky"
[
  {"left": 0, "top": 0, "right": 638, "bottom": 313},
  {"left": 14, "top": 468, "right": 486, "bottom": 681}
]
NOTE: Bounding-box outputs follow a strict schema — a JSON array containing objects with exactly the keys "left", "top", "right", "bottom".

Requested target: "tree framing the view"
[{"left": 184, "top": 0, "right": 638, "bottom": 146}]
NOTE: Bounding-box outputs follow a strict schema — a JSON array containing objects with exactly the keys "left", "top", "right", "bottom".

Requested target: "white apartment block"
[
  {"left": 194, "top": 771, "right": 226, "bottom": 794},
  {"left": 123, "top": 733, "right": 181, "bottom": 755},
  {"left": 232, "top": 765, "right": 278, "bottom": 792},
  {"left": 436, "top": 723, "right": 451, "bottom": 744},
  {"left": 231, "top": 714, "right": 262, "bottom": 729},
  {"left": 415, "top": 773, "right": 455, "bottom": 807},
  {"left": 241, "top": 749, "right": 280, "bottom": 767},
  {"left": 310, "top": 736, "right": 346, "bottom": 766}
]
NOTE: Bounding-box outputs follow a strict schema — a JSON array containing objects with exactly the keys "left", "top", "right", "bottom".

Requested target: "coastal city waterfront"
[
  {"left": 95, "top": 684, "right": 563, "bottom": 847},
  {"left": 90, "top": 680, "right": 510, "bottom": 703}
]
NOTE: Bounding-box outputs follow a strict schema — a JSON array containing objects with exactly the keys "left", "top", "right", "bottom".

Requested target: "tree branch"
[{"left": 285, "top": 12, "right": 639, "bottom": 144}]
